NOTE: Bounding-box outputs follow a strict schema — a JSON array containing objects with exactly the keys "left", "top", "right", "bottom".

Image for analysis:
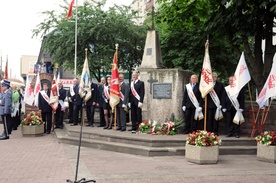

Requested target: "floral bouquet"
[
  {"left": 150, "top": 118, "right": 184, "bottom": 135},
  {"left": 21, "top": 111, "right": 44, "bottom": 126},
  {"left": 186, "top": 130, "right": 221, "bottom": 146},
  {"left": 255, "top": 131, "right": 276, "bottom": 146},
  {"left": 138, "top": 121, "right": 152, "bottom": 134}
]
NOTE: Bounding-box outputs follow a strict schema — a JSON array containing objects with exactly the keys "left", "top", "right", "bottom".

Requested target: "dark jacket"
[
  {"left": 38, "top": 90, "right": 52, "bottom": 113},
  {"left": 58, "top": 87, "right": 66, "bottom": 102},
  {"left": 207, "top": 81, "right": 225, "bottom": 109},
  {"left": 129, "top": 80, "right": 145, "bottom": 106},
  {"left": 98, "top": 84, "right": 105, "bottom": 107},
  {"left": 182, "top": 83, "right": 203, "bottom": 109},
  {"left": 71, "top": 84, "right": 82, "bottom": 106},
  {"left": 86, "top": 83, "right": 98, "bottom": 106},
  {"left": 0, "top": 88, "right": 12, "bottom": 115},
  {"left": 222, "top": 87, "right": 245, "bottom": 111},
  {"left": 117, "top": 82, "right": 130, "bottom": 107}
]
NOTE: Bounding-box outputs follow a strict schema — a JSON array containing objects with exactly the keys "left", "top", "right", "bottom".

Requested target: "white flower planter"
[
  {"left": 257, "top": 143, "right": 276, "bottom": 163},
  {"left": 185, "top": 144, "right": 219, "bottom": 164},
  {"left": 21, "top": 125, "right": 44, "bottom": 137}
]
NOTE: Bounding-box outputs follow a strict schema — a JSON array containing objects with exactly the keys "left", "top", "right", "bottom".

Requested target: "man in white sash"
[
  {"left": 116, "top": 74, "right": 129, "bottom": 131},
  {"left": 129, "top": 71, "right": 145, "bottom": 133},
  {"left": 182, "top": 74, "right": 203, "bottom": 134},
  {"left": 54, "top": 81, "right": 66, "bottom": 129},
  {"left": 222, "top": 76, "right": 245, "bottom": 138},
  {"left": 67, "top": 79, "right": 76, "bottom": 124},
  {"left": 207, "top": 73, "right": 225, "bottom": 135},
  {"left": 38, "top": 83, "right": 52, "bottom": 134}
]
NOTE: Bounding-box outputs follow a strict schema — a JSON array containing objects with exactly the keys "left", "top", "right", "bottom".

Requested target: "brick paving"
[{"left": 1, "top": 124, "right": 276, "bottom": 183}]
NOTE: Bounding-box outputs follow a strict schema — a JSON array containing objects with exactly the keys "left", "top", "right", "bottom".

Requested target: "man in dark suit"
[
  {"left": 70, "top": 78, "right": 82, "bottom": 126},
  {"left": 182, "top": 74, "right": 203, "bottom": 134},
  {"left": 97, "top": 77, "right": 106, "bottom": 127},
  {"left": 67, "top": 88, "right": 74, "bottom": 124},
  {"left": 0, "top": 79, "right": 12, "bottom": 140},
  {"left": 38, "top": 83, "right": 52, "bottom": 134},
  {"left": 55, "top": 81, "right": 66, "bottom": 129},
  {"left": 116, "top": 74, "right": 129, "bottom": 131},
  {"left": 85, "top": 80, "right": 98, "bottom": 127},
  {"left": 222, "top": 76, "right": 245, "bottom": 138},
  {"left": 206, "top": 72, "right": 225, "bottom": 135},
  {"left": 129, "top": 71, "right": 145, "bottom": 133}
]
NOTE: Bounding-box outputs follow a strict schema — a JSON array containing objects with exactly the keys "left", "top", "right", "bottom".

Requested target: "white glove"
[
  {"left": 138, "top": 102, "right": 143, "bottom": 108},
  {"left": 198, "top": 107, "right": 202, "bottom": 112},
  {"left": 219, "top": 105, "right": 222, "bottom": 109},
  {"left": 128, "top": 103, "right": 131, "bottom": 108},
  {"left": 182, "top": 106, "right": 186, "bottom": 112},
  {"left": 222, "top": 108, "right": 227, "bottom": 112},
  {"left": 122, "top": 104, "right": 127, "bottom": 108},
  {"left": 239, "top": 109, "right": 244, "bottom": 112}
]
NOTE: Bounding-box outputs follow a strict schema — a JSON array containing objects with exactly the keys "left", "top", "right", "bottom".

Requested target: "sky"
[{"left": 0, "top": 0, "right": 132, "bottom": 79}]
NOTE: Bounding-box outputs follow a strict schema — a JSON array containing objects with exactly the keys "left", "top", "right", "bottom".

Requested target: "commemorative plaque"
[{"left": 153, "top": 83, "right": 172, "bottom": 99}]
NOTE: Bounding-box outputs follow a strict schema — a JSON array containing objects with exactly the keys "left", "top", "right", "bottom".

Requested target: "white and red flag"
[
  {"left": 79, "top": 53, "right": 92, "bottom": 102},
  {"left": 109, "top": 45, "right": 120, "bottom": 111},
  {"left": 24, "top": 74, "right": 36, "bottom": 106},
  {"left": 34, "top": 73, "right": 41, "bottom": 106},
  {"left": 199, "top": 40, "right": 214, "bottom": 98},
  {"left": 229, "top": 52, "right": 251, "bottom": 97},
  {"left": 50, "top": 73, "right": 60, "bottom": 111},
  {"left": 66, "top": 0, "right": 75, "bottom": 19},
  {"left": 256, "top": 61, "right": 276, "bottom": 108}
]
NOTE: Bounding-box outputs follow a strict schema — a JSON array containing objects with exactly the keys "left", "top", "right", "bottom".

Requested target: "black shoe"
[
  {"left": 60, "top": 126, "right": 63, "bottom": 129},
  {"left": 121, "top": 129, "right": 126, "bottom": 132},
  {"left": 128, "top": 129, "right": 135, "bottom": 131},
  {"left": 97, "top": 125, "right": 105, "bottom": 127},
  {"left": 103, "top": 126, "right": 108, "bottom": 129},
  {"left": 0, "top": 136, "right": 9, "bottom": 140},
  {"left": 235, "top": 135, "right": 240, "bottom": 138},
  {"left": 226, "top": 134, "right": 233, "bottom": 137},
  {"left": 46, "top": 131, "right": 50, "bottom": 134},
  {"left": 86, "top": 124, "right": 91, "bottom": 127},
  {"left": 71, "top": 124, "right": 78, "bottom": 126},
  {"left": 13, "top": 128, "right": 17, "bottom": 130},
  {"left": 116, "top": 127, "right": 122, "bottom": 130},
  {"left": 54, "top": 126, "right": 60, "bottom": 129},
  {"left": 107, "top": 126, "right": 112, "bottom": 130}
]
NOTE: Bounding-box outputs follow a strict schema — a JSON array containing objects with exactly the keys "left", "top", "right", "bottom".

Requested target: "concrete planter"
[
  {"left": 257, "top": 143, "right": 276, "bottom": 163},
  {"left": 185, "top": 144, "right": 219, "bottom": 164},
  {"left": 21, "top": 125, "right": 44, "bottom": 137}
]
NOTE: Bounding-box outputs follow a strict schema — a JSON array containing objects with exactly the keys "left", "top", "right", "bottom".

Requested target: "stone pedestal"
[
  {"left": 185, "top": 144, "right": 219, "bottom": 164},
  {"left": 21, "top": 125, "right": 44, "bottom": 137},
  {"left": 257, "top": 143, "right": 276, "bottom": 163}
]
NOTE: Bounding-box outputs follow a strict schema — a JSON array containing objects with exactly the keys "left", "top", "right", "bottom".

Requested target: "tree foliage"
[
  {"left": 32, "top": 0, "right": 146, "bottom": 81},
  {"left": 156, "top": 0, "right": 276, "bottom": 90}
]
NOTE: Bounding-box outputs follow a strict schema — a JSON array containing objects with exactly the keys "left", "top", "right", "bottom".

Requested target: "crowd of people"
[{"left": 182, "top": 73, "right": 244, "bottom": 138}]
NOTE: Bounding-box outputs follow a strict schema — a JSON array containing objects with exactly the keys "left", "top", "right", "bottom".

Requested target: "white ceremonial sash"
[
  {"left": 120, "top": 91, "right": 125, "bottom": 102},
  {"left": 104, "top": 85, "right": 110, "bottom": 100},
  {"left": 225, "top": 86, "right": 244, "bottom": 124},
  {"left": 186, "top": 84, "right": 204, "bottom": 120},
  {"left": 70, "top": 85, "right": 75, "bottom": 96},
  {"left": 131, "top": 81, "right": 140, "bottom": 101},
  {"left": 40, "top": 90, "right": 50, "bottom": 103},
  {"left": 59, "top": 100, "right": 65, "bottom": 108},
  {"left": 209, "top": 89, "right": 223, "bottom": 120}
]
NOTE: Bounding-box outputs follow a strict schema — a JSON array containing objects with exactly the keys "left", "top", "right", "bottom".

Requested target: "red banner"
[{"left": 109, "top": 50, "right": 120, "bottom": 110}]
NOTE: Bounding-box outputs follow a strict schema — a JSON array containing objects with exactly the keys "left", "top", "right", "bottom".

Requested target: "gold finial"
[
  {"left": 115, "top": 44, "right": 119, "bottom": 50},
  {"left": 85, "top": 48, "right": 88, "bottom": 58}
]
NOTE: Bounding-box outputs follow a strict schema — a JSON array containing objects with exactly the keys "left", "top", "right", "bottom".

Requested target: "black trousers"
[
  {"left": 68, "top": 102, "right": 74, "bottom": 123},
  {"left": 226, "top": 108, "right": 240, "bottom": 136},
  {"left": 207, "top": 108, "right": 219, "bottom": 134},
  {"left": 55, "top": 105, "right": 64, "bottom": 128},
  {"left": 86, "top": 105, "right": 96, "bottom": 125},
  {"left": 42, "top": 111, "right": 52, "bottom": 133},
  {"left": 73, "top": 105, "right": 82, "bottom": 125},
  {"left": 1, "top": 114, "right": 11, "bottom": 137},
  {"left": 116, "top": 107, "right": 126, "bottom": 130},
  {"left": 184, "top": 108, "right": 197, "bottom": 133},
  {"left": 99, "top": 107, "right": 105, "bottom": 126},
  {"left": 131, "top": 104, "right": 142, "bottom": 130}
]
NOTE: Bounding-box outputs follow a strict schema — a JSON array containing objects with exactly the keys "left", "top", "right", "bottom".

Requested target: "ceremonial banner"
[
  {"left": 34, "top": 73, "right": 41, "bottom": 106},
  {"left": 24, "top": 74, "right": 36, "bottom": 106},
  {"left": 230, "top": 52, "right": 251, "bottom": 96},
  {"left": 4, "top": 59, "right": 8, "bottom": 79},
  {"left": 66, "top": 0, "right": 75, "bottom": 19},
  {"left": 109, "top": 48, "right": 120, "bottom": 111},
  {"left": 50, "top": 73, "right": 59, "bottom": 111},
  {"left": 199, "top": 41, "right": 213, "bottom": 98},
  {"left": 256, "top": 61, "right": 276, "bottom": 108},
  {"left": 79, "top": 55, "right": 92, "bottom": 102}
]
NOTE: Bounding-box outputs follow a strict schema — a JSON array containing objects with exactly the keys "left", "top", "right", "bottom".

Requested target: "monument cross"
[
  {"left": 147, "top": 5, "right": 155, "bottom": 30},
  {"left": 147, "top": 76, "right": 158, "bottom": 94}
]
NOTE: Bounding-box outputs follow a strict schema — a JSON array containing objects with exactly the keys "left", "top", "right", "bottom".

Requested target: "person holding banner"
[
  {"left": 55, "top": 81, "right": 66, "bottom": 129},
  {"left": 206, "top": 72, "right": 225, "bottom": 135},
  {"left": 223, "top": 76, "right": 245, "bottom": 138},
  {"left": 103, "top": 76, "right": 113, "bottom": 129},
  {"left": 129, "top": 71, "right": 145, "bottom": 133},
  {"left": 116, "top": 74, "right": 129, "bottom": 131},
  {"left": 0, "top": 79, "right": 12, "bottom": 140},
  {"left": 182, "top": 74, "right": 203, "bottom": 134},
  {"left": 38, "top": 83, "right": 52, "bottom": 134},
  {"left": 85, "top": 79, "right": 98, "bottom": 127}
]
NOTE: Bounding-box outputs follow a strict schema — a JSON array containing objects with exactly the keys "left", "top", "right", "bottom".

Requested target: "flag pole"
[
  {"left": 247, "top": 83, "right": 256, "bottom": 122},
  {"left": 113, "top": 44, "right": 119, "bottom": 131},
  {"left": 262, "top": 99, "right": 273, "bottom": 125},
  {"left": 74, "top": 0, "right": 78, "bottom": 78},
  {"left": 204, "top": 97, "right": 207, "bottom": 131}
]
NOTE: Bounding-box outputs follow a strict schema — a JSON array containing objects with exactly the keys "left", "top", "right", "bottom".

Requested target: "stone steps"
[{"left": 54, "top": 123, "right": 258, "bottom": 157}]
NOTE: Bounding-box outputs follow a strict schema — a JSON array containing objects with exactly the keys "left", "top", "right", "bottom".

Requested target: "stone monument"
[{"left": 138, "top": 29, "right": 192, "bottom": 122}]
